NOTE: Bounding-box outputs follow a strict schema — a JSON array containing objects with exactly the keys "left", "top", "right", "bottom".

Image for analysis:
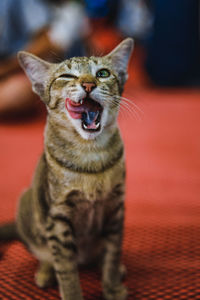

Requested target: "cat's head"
[{"left": 18, "top": 38, "right": 134, "bottom": 140}]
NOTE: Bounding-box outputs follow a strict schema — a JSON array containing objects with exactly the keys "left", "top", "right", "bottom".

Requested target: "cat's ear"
[
  {"left": 106, "top": 38, "right": 134, "bottom": 90},
  {"left": 18, "top": 51, "right": 52, "bottom": 98}
]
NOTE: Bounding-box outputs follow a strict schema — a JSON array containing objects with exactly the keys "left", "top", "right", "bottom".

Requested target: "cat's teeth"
[
  {"left": 83, "top": 121, "right": 100, "bottom": 130},
  {"left": 83, "top": 122, "right": 100, "bottom": 130},
  {"left": 79, "top": 99, "right": 83, "bottom": 105}
]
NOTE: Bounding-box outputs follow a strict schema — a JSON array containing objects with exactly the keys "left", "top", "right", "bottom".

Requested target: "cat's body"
[
  {"left": 1, "top": 38, "right": 134, "bottom": 300},
  {"left": 18, "top": 126, "right": 125, "bottom": 266}
]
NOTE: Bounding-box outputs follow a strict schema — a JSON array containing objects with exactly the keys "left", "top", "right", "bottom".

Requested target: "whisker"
[
  {"left": 118, "top": 106, "right": 126, "bottom": 119},
  {"left": 107, "top": 99, "right": 128, "bottom": 119},
  {"left": 100, "top": 91, "right": 142, "bottom": 121},
  {"left": 115, "top": 95, "right": 144, "bottom": 115},
  {"left": 112, "top": 96, "right": 141, "bottom": 121},
  {"left": 108, "top": 97, "right": 139, "bottom": 121},
  {"left": 120, "top": 101, "right": 140, "bottom": 121}
]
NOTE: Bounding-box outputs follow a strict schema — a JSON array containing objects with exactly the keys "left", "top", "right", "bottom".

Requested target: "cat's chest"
[
  {"left": 47, "top": 160, "right": 119, "bottom": 203},
  {"left": 74, "top": 200, "right": 104, "bottom": 237}
]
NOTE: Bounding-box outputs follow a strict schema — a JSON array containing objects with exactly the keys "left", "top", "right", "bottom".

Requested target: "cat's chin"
[
  {"left": 76, "top": 124, "right": 103, "bottom": 140},
  {"left": 79, "top": 129, "right": 103, "bottom": 140}
]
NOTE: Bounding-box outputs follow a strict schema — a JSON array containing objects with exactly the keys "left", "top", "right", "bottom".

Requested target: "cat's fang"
[{"left": 66, "top": 98, "right": 83, "bottom": 107}]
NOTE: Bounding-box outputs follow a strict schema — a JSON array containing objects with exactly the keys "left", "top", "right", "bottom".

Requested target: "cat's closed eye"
[{"left": 59, "top": 74, "right": 78, "bottom": 80}]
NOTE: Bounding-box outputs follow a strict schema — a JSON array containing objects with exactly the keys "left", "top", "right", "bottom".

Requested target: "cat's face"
[
  {"left": 47, "top": 55, "right": 126, "bottom": 140},
  {"left": 18, "top": 38, "right": 133, "bottom": 140}
]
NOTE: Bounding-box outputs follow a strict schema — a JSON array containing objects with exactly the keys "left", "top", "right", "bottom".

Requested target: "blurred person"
[
  {"left": 84, "top": 0, "right": 122, "bottom": 54},
  {"left": 0, "top": 0, "right": 88, "bottom": 117},
  {"left": 116, "top": 0, "right": 152, "bottom": 40},
  {"left": 86, "top": 0, "right": 200, "bottom": 87},
  {"left": 145, "top": 0, "right": 200, "bottom": 86},
  {"left": 84, "top": 0, "right": 152, "bottom": 54}
]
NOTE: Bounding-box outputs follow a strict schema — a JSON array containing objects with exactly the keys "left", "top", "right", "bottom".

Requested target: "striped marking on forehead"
[
  {"left": 90, "top": 57, "right": 99, "bottom": 64},
  {"left": 66, "top": 62, "right": 72, "bottom": 69},
  {"left": 69, "top": 56, "right": 109, "bottom": 73},
  {"left": 70, "top": 56, "right": 89, "bottom": 64},
  {"left": 53, "top": 58, "right": 90, "bottom": 76},
  {"left": 54, "top": 56, "right": 113, "bottom": 77},
  {"left": 70, "top": 57, "right": 91, "bottom": 73},
  {"left": 54, "top": 60, "right": 72, "bottom": 74}
]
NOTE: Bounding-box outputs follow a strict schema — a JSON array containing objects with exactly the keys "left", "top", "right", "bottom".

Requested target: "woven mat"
[{"left": 0, "top": 64, "right": 200, "bottom": 299}]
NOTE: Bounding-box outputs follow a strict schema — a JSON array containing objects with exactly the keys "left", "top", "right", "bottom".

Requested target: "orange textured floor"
[{"left": 0, "top": 49, "right": 200, "bottom": 299}]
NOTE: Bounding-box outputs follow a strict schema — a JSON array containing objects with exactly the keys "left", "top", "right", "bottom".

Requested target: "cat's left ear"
[
  {"left": 106, "top": 38, "right": 134, "bottom": 90},
  {"left": 18, "top": 51, "right": 53, "bottom": 100}
]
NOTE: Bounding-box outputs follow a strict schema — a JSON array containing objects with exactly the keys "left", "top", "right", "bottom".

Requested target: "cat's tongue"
[{"left": 65, "top": 98, "right": 102, "bottom": 129}]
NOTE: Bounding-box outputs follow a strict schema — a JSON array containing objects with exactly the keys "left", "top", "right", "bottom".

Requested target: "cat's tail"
[{"left": 0, "top": 222, "right": 19, "bottom": 242}]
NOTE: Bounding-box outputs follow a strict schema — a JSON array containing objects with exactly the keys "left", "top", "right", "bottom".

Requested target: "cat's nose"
[{"left": 82, "top": 82, "right": 96, "bottom": 93}]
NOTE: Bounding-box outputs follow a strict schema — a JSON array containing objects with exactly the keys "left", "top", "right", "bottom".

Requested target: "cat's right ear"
[{"left": 18, "top": 51, "right": 52, "bottom": 98}]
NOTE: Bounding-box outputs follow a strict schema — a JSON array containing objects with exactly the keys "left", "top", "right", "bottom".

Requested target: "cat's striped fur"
[{"left": 1, "top": 38, "right": 134, "bottom": 300}]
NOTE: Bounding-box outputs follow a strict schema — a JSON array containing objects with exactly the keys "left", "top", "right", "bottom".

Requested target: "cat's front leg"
[
  {"left": 102, "top": 185, "right": 127, "bottom": 300},
  {"left": 46, "top": 208, "right": 83, "bottom": 300}
]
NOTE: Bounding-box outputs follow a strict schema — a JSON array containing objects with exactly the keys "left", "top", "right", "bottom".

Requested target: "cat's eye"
[
  {"left": 96, "top": 69, "right": 110, "bottom": 78},
  {"left": 59, "top": 74, "right": 77, "bottom": 79}
]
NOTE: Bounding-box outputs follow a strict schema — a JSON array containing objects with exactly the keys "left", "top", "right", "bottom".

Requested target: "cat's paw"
[
  {"left": 103, "top": 283, "right": 128, "bottom": 300},
  {"left": 35, "top": 264, "right": 56, "bottom": 288}
]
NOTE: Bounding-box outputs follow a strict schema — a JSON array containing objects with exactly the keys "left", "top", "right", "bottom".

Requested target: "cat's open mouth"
[{"left": 65, "top": 97, "right": 103, "bottom": 132}]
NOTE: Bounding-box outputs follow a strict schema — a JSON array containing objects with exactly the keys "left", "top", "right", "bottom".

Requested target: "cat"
[{"left": 0, "top": 38, "right": 134, "bottom": 300}]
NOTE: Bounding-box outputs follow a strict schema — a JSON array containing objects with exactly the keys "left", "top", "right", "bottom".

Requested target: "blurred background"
[{"left": 0, "top": 0, "right": 200, "bottom": 299}]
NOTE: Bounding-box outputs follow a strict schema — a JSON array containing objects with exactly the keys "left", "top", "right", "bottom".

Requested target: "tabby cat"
[{"left": 1, "top": 38, "right": 134, "bottom": 300}]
